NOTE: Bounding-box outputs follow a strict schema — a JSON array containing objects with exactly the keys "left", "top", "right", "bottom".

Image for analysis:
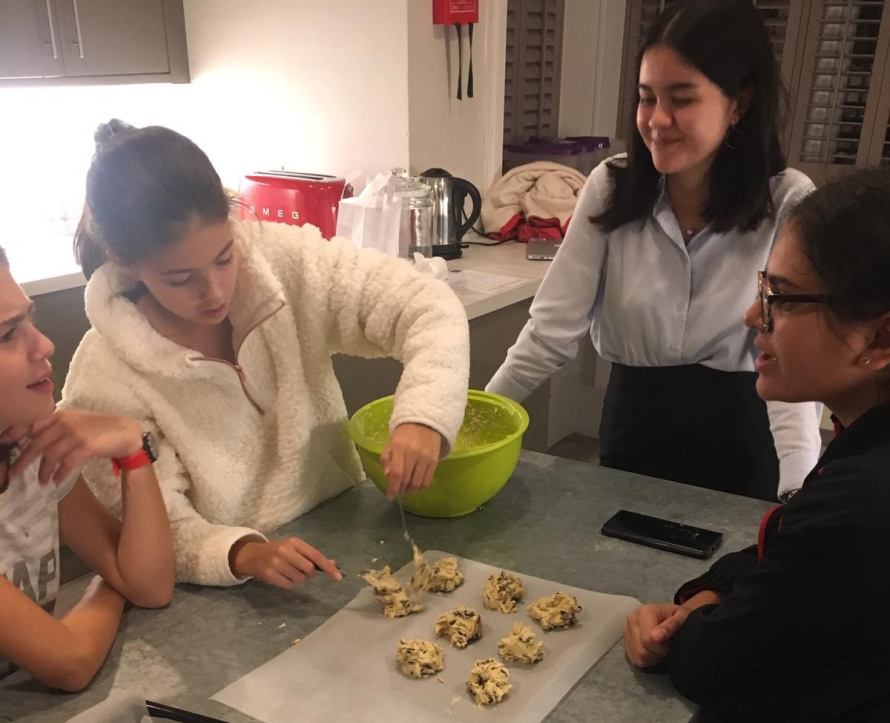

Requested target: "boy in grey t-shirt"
[
  {"left": 0, "top": 245, "right": 174, "bottom": 691},
  {"left": 0, "top": 463, "right": 76, "bottom": 678}
]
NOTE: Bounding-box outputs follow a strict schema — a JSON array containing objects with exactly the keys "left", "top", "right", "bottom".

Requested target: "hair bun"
[{"left": 94, "top": 118, "right": 135, "bottom": 152}]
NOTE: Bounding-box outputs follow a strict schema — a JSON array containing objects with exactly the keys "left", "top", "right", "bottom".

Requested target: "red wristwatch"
[{"left": 112, "top": 432, "right": 159, "bottom": 476}]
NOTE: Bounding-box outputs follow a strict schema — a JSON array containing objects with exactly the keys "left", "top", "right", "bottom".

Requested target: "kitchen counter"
[{"left": 1, "top": 451, "right": 772, "bottom": 722}]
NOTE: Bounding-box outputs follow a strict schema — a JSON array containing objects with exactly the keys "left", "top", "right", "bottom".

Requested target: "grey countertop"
[{"left": 0, "top": 451, "right": 772, "bottom": 723}]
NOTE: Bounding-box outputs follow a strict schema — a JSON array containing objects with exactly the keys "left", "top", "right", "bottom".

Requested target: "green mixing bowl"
[{"left": 348, "top": 390, "right": 529, "bottom": 517}]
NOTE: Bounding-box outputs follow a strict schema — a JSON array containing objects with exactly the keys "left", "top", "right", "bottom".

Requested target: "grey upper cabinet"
[
  {"left": 0, "top": 0, "right": 189, "bottom": 84},
  {"left": 0, "top": 1, "right": 65, "bottom": 79}
]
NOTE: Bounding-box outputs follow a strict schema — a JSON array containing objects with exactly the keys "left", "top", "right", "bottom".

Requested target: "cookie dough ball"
[
  {"left": 466, "top": 658, "right": 512, "bottom": 706},
  {"left": 498, "top": 623, "right": 544, "bottom": 664},
  {"left": 435, "top": 606, "right": 483, "bottom": 648},
  {"left": 482, "top": 571, "right": 525, "bottom": 613},
  {"left": 396, "top": 639, "right": 444, "bottom": 679},
  {"left": 427, "top": 556, "right": 465, "bottom": 593},
  {"left": 361, "top": 566, "right": 423, "bottom": 618},
  {"left": 527, "top": 591, "right": 582, "bottom": 631}
]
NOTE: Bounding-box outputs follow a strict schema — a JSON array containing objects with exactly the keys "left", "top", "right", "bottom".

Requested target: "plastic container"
[
  {"left": 348, "top": 390, "right": 529, "bottom": 518},
  {"left": 566, "top": 136, "right": 611, "bottom": 174},
  {"left": 502, "top": 138, "right": 585, "bottom": 173},
  {"left": 502, "top": 136, "right": 612, "bottom": 175}
]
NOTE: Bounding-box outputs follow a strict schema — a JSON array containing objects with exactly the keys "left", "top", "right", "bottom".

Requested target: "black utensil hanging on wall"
[
  {"left": 467, "top": 22, "right": 474, "bottom": 98},
  {"left": 454, "top": 22, "right": 463, "bottom": 100}
]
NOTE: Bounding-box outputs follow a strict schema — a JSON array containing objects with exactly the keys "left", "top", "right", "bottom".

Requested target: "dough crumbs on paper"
[
  {"left": 435, "top": 606, "right": 483, "bottom": 649},
  {"left": 360, "top": 566, "right": 424, "bottom": 618},
  {"left": 527, "top": 591, "right": 582, "bottom": 631},
  {"left": 498, "top": 623, "right": 544, "bottom": 664},
  {"left": 466, "top": 658, "right": 512, "bottom": 706},
  {"left": 482, "top": 571, "right": 525, "bottom": 613},
  {"left": 396, "top": 639, "right": 444, "bottom": 679}
]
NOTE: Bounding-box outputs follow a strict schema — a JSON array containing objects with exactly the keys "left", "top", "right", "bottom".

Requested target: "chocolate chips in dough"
[
  {"left": 396, "top": 639, "right": 444, "bottom": 679},
  {"left": 435, "top": 606, "right": 483, "bottom": 649},
  {"left": 498, "top": 622, "right": 544, "bottom": 664},
  {"left": 361, "top": 566, "right": 423, "bottom": 618},
  {"left": 527, "top": 591, "right": 582, "bottom": 631},
  {"left": 466, "top": 658, "right": 512, "bottom": 706},
  {"left": 482, "top": 571, "right": 525, "bottom": 613}
]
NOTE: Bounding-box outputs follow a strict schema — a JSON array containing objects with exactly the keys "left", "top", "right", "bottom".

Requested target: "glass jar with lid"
[{"left": 391, "top": 168, "right": 434, "bottom": 259}]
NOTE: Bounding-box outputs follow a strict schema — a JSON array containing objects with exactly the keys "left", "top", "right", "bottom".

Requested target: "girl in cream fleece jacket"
[{"left": 61, "top": 123, "right": 470, "bottom": 587}]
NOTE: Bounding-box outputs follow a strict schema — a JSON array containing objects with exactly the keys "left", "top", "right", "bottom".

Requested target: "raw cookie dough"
[
  {"left": 361, "top": 566, "right": 423, "bottom": 618},
  {"left": 482, "top": 571, "right": 525, "bottom": 613},
  {"left": 435, "top": 606, "right": 483, "bottom": 648},
  {"left": 427, "top": 556, "right": 465, "bottom": 593},
  {"left": 498, "top": 623, "right": 544, "bottom": 664},
  {"left": 527, "top": 591, "right": 582, "bottom": 630},
  {"left": 396, "top": 639, "right": 444, "bottom": 679},
  {"left": 466, "top": 658, "right": 512, "bottom": 706}
]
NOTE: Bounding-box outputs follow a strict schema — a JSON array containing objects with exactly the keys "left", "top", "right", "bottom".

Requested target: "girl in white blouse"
[{"left": 487, "top": 0, "right": 822, "bottom": 500}]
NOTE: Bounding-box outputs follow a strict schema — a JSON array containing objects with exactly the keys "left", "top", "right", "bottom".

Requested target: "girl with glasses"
[
  {"left": 625, "top": 169, "right": 890, "bottom": 720},
  {"left": 487, "top": 0, "right": 822, "bottom": 500},
  {"left": 0, "top": 246, "right": 173, "bottom": 690}
]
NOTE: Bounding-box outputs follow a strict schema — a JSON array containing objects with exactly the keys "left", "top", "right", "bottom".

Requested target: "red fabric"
[
  {"left": 486, "top": 212, "right": 523, "bottom": 241},
  {"left": 517, "top": 224, "right": 562, "bottom": 242},
  {"left": 757, "top": 505, "right": 784, "bottom": 561},
  {"left": 488, "top": 212, "right": 573, "bottom": 243}
]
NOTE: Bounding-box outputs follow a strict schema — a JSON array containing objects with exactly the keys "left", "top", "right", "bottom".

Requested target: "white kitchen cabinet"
[{"left": 0, "top": 0, "right": 188, "bottom": 84}]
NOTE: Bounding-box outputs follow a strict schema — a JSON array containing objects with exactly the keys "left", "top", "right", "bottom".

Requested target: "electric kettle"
[{"left": 418, "top": 168, "right": 482, "bottom": 260}]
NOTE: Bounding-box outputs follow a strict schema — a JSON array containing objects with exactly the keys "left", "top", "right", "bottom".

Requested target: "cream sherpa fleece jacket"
[{"left": 61, "top": 220, "right": 470, "bottom": 586}]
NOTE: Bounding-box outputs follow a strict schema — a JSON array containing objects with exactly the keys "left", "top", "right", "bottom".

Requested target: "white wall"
[
  {"left": 0, "top": 0, "right": 412, "bottom": 248},
  {"left": 558, "top": 0, "right": 626, "bottom": 140},
  {"left": 406, "top": 0, "right": 507, "bottom": 194}
]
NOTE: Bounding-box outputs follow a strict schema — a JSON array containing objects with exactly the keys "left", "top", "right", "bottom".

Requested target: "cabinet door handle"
[
  {"left": 45, "top": 0, "right": 59, "bottom": 59},
  {"left": 71, "top": 0, "right": 84, "bottom": 59}
]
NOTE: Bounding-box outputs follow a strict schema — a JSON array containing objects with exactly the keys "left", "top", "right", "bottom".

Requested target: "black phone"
[{"left": 600, "top": 509, "right": 723, "bottom": 559}]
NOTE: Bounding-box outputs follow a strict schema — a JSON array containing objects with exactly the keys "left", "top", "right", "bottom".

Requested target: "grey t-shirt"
[{"left": 0, "top": 461, "right": 77, "bottom": 678}]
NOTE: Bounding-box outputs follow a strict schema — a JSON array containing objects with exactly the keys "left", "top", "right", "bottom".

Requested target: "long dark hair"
[
  {"left": 791, "top": 169, "right": 890, "bottom": 323},
  {"left": 74, "top": 121, "right": 230, "bottom": 279},
  {"left": 0, "top": 245, "right": 12, "bottom": 490},
  {"left": 593, "top": 0, "right": 786, "bottom": 234}
]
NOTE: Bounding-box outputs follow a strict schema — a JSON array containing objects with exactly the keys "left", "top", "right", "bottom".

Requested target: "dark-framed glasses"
[{"left": 757, "top": 270, "right": 833, "bottom": 333}]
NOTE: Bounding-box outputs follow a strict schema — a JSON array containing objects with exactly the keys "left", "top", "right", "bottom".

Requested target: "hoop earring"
[{"left": 725, "top": 124, "right": 742, "bottom": 150}]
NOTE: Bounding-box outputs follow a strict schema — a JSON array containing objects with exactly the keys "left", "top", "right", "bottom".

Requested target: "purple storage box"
[{"left": 502, "top": 138, "right": 585, "bottom": 173}]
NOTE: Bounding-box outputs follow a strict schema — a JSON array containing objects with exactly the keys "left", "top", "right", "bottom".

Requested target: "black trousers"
[{"left": 599, "top": 363, "right": 779, "bottom": 501}]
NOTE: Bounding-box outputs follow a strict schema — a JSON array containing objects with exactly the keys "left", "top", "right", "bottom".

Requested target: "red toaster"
[{"left": 238, "top": 171, "right": 353, "bottom": 239}]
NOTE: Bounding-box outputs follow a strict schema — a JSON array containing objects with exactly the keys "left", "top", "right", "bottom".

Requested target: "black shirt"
[{"left": 667, "top": 402, "right": 890, "bottom": 722}]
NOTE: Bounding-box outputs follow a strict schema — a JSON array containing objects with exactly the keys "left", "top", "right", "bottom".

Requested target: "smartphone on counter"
[
  {"left": 526, "top": 238, "right": 561, "bottom": 260},
  {"left": 600, "top": 509, "right": 723, "bottom": 559}
]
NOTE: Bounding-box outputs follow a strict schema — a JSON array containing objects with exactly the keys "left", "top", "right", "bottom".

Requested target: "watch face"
[{"left": 143, "top": 432, "right": 159, "bottom": 463}]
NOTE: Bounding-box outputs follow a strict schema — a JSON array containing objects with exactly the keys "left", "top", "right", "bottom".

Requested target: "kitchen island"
[{"left": 1, "top": 451, "right": 772, "bottom": 722}]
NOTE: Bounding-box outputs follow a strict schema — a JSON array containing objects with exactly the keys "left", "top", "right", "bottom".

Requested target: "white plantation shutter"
[
  {"left": 503, "top": 0, "right": 566, "bottom": 143},
  {"left": 616, "top": 1, "right": 799, "bottom": 141},
  {"left": 786, "top": 0, "right": 890, "bottom": 182}
]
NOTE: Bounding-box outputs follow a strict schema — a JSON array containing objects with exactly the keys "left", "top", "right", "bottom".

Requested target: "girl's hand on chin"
[
  {"left": 9, "top": 410, "right": 143, "bottom": 484},
  {"left": 0, "top": 424, "right": 31, "bottom": 446}
]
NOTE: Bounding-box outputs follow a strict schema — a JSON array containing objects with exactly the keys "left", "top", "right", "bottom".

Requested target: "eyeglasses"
[{"left": 757, "top": 271, "right": 833, "bottom": 333}]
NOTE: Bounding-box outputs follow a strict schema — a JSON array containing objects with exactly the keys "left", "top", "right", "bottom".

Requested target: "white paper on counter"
[
  {"left": 446, "top": 269, "right": 529, "bottom": 296},
  {"left": 212, "top": 552, "right": 640, "bottom": 723}
]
